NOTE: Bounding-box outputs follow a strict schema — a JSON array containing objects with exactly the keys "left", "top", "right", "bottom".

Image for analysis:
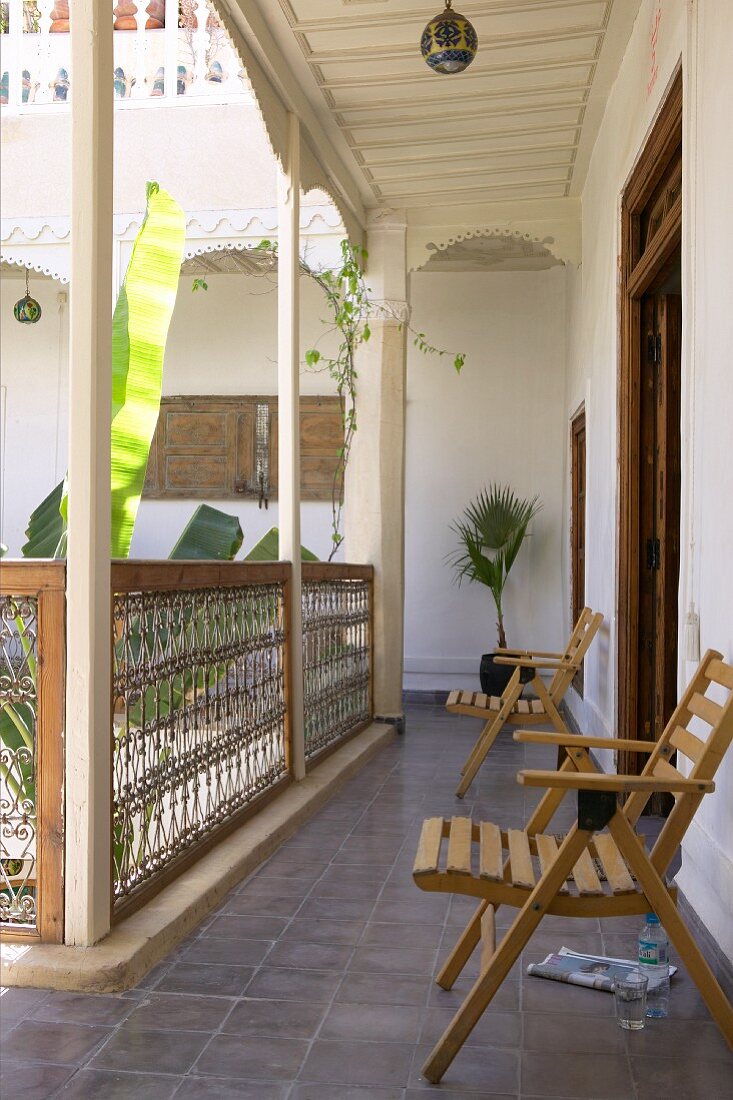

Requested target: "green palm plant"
[{"left": 448, "top": 484, "right": 541, "bottom": 649}]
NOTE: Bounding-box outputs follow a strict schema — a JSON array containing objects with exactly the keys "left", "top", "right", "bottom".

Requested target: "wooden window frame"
[
  {"left": 617, "top": 68, "right": 682, "bottom": 771},
  {"left": 570, "top": 405, "right": 586, "bottom": 697}
]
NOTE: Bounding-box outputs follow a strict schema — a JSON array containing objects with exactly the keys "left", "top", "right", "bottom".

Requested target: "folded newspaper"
[{"left": 526, "top": 947, "right": 677, "bottom": 993}]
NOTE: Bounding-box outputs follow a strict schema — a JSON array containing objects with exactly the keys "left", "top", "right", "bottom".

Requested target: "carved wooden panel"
[{"left": 143, "top": 395, "right": 343, "bottom": 502}]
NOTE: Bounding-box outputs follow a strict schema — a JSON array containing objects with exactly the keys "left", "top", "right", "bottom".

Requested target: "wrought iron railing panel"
[
  {"left": 302, "top": 573, "right": 371, "bottom": 758},
  {"left": 112, "top": 572, "right": 287, "bottom": 910},
  {"left": 0, "top": 595, "right": 39, "bottom": 931}
]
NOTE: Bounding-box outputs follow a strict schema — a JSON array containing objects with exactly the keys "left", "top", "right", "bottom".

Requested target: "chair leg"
[
  {"left": 435, "top": 899, "right": 490, "bottom": 990},
  {"left": 456, "top": 682, "right": 525, "bottom": 798},
  {"left": 422, "top": 826, "right": 593, "bottom": 1084},
  {"left": 456, "top": 719, "right": 503, "bottom": 798},
  {"left": 459, "top": 717, "right": 495, "bottom": 777},
  {"left": 610, "top": 814, "right": 733, "bottom": 1047}
]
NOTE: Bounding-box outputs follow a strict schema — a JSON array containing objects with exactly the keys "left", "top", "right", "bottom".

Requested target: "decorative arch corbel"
[{"left": 408, "top": 220, "right": 580, "bottom": 272}]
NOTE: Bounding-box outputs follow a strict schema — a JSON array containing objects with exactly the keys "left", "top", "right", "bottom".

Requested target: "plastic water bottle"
[{"left": 638, "top": 912, "right": 670, "bottom": 1017}]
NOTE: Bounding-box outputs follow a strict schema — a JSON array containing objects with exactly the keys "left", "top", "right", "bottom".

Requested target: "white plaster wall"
[
  {"left": 0, "top": 275, "right": 69, "bottom": 552},
  {"left": 404, "top": 268, "right": 567, "bottom": 693},
  {"left": 562, "top": 0, "right": 733, "bottom": 960},
  {"left": 0, "top": 268, "right": 342, "bottom": 561},
  {"left": 562, "top": 0, "right": 685, "bottom": 751},
  {"left": 674, "top": 0, "right": 733, "bottom": 962}
]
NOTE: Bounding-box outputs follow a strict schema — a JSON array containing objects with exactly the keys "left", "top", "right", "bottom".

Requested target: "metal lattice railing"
[
  {"left": 111, "top": 563, "right": 289, "bottom": 915},
  {"left": 302, "top": 566, "right": 372, "bottom": 760},
  {"left": 0, "top": 595, "right": 39, "bottom": 930},
  {"left": 0, "top": 563, "right": 65, "bottom": 943}
]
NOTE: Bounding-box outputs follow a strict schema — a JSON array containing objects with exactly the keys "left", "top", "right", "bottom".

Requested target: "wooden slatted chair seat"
[
  {"left": 449, "top": 609, "right": 604, "bottom": 798},
  {"left": 447, "top": 690, "right": 547, "bottom": 717},
  {"left": 412, "top": 650, "right": 733, "bottom": 1084},
  {"left": 415, "top": 816, "right": 651, "bottom": 913}
]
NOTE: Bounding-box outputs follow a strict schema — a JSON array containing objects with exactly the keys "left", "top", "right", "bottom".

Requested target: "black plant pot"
[{"left": 479, "top": 652, "right": 514, "bottom": 697}]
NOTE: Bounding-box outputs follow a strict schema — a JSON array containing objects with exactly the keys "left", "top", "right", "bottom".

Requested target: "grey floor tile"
[
  {"left": 156, "top": 961, "right": 253, "bottom": 997},
  {"left": 291, "top": 1086, "right": 405, "bottom": 1100},
  {"left": 300, "top": 1038, "right": 414, "bottom": 1087},
  {"left": 181, "top": 935, "right": 271, "bottom": 966},
  {"left": 174, "top": 1078, "right": 289, "bottom": 1099},
  {"left": 124, "top": 992, "right": 234, "bottom": 1032},
  {"left": 420, "top": 1006, "right": 521, "bottom": 1049},
  {"left": 193, "top": 1033, "right": 309, "bottom": 1080},
  {"left": 58, "top": 1069, "right": 182, "bottom": 1099},
  {"left": 89, "top": 1024, "right": 209, "bottom": 1074},
  {"left": 222, "top": 997, "right": 326, "bottom": 1038},
  {"left": 320, "top": 1001, "right": 423, "bottom": 1043},
  {"left": 336, "top": 971, "right": 432, "bottom": 1007},
  {"left": 0, "top": 987, "right": 52, "bottom": 1018},
  {"left": 0, "top": 1060, "right": 75, "bottom": 1099},
  {"left": 410, "top": 1042, "right": 519, "bottom": 1093},
  {"left": 30, "top": 992, "right": 134, "bottom": 1027},
  {"left": 219, "top": 891, "right": 304, "bottom": 917},
  {"left": 1, "top": 1020, "right": 112, "bottom": 1066},
  {"left": 522, "top": 1011, "right": 625, "bottom": 1054},
  {"left": 521, "top": 1051, "right": 634, "bottom": 1098},
  {"left": 348, "top": 944, "right": 438, "bottom": 976},
  {"left": 205, "top": 913, "right": 288, "bottom": 940},
  {"left": 280, "top": 917, "right": 366, "bottom": 944},
  {"left": 631, "top": 1053, "right": 733, "bottom": 1099},
  {"left": 245, "top": 966, "right": 343, "bottom": 1002},
  {"left": 265, "top": 939, "right": 354, "bottom": 971}
]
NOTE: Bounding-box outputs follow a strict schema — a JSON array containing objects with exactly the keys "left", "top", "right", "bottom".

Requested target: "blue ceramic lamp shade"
[
  {"left": 421, "top": 0, "right": 478, "bottom": 75},
  {"left": 14, "top": 271, "right": 42, "bottom": 324}
]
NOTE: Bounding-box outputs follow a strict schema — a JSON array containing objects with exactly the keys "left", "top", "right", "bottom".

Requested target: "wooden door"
[
  {"left": 570, "top": 408, "right": 586, "bottom": 695},
  {"left": 636, "top": 294, "right": 681, "bottom": 746}
]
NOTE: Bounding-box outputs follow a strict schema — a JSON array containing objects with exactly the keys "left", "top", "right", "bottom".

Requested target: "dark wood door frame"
[{"left": 617, "top": 68, "right": 682, "bottom": 774}]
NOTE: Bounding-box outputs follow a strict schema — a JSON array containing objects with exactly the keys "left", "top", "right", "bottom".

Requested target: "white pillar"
[
  {"left": 345, "top": 211, "right": 408, "bottom": 728},
  {"left": 278, "top": 114, "right": 305, "bottom": 780},
  {"left": 65, "top": 0, "right": 114, "bottom": 946}
]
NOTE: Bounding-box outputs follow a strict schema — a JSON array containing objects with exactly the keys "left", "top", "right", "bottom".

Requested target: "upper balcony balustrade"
[{"left": 0, "top": 0, "right": 249, "bottom": 113}]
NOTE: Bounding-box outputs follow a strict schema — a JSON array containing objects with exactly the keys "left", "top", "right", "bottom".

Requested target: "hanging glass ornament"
[
  {"left": 14, "top": 271, "right": 42, "bottom": 324},
  {"left": 421, "top": 0, "right": 478, "bottom": 75}
]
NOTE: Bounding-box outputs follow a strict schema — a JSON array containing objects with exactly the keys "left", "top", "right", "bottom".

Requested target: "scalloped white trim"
[
  {"left": 414, "top": 225, "right": 564, "bottom": 271},
  {"left": 0, "top": 252, "right": 69, "bottom": 284}
]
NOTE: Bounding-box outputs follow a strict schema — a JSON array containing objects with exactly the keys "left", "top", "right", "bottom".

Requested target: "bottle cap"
[{"left": 645, "top": 913, "right": 659, "bottom": 923}]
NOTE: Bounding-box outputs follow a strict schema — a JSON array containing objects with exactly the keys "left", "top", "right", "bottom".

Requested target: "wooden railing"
[
  {"left": 0, "top": 562, "right": 65, "bottom": 943},
  {"left": 302, "top": 563, "right": 374, "bottom": 764},
  {"left": 2, "top": 558, "right": 374, "bottom": 932}
]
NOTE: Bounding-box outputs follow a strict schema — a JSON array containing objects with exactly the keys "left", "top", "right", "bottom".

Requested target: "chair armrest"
[
  {"left": 517, "top": 770, "right": 714, "bottom": 794},
  {"left": 493, "top": 656, "right": 566, "bottom": 669},
  {"left": 494, "top": 648, "right": 565, "bottom": 659},
  {"left": 513, "top": 731, "right": 658, "bottom": 752}
]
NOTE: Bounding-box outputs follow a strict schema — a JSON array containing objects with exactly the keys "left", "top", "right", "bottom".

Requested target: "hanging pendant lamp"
[
  {"left": 421, "top": 0, "right": 478, "bottom": 75},
  {"left": 14, "top": 270, "right": 42, "bottom": 324}
]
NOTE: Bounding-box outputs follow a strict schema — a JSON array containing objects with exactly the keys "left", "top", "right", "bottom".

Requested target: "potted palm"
[{"left": 448, "top": 484, "right": 541, "bottom": 696}]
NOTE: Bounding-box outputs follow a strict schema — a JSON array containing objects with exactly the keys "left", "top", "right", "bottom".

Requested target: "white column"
[
  {"left": 163, "top": 0, "right": 178, "bottom": 100},
  {"left": 65, "top": 0, "right": 114, "bottom": 946},
  {"left": 277, "top": 113, "right": 305, "bottom": 780},
  {"left": 344, "top": 211, "right": 408, "bottom": 728},
  {"left": 7, "top": 0, "right": 23, "bottom": 110}
]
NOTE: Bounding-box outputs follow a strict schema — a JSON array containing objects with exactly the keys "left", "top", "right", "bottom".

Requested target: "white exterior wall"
[
  {"left": 404, "top": 268, "right": 567, "bottom": 693},
  {"left": 563, "top": 0, "right": 733, "bottom": 960},
  {"left": 0, "top": 270, "right": 340, "bottom": 561}
]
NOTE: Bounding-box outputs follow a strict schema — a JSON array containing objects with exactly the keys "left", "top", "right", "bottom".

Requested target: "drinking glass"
[{"left": 612, "top": 971, "right": 648, "bottom": 1030}]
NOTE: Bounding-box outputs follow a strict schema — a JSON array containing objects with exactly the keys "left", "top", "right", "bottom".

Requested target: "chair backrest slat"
[
  {"left": 626, "top": 650, "right": 733, "bottom": 876},
  {"left": 548, "top": 609, "right": 603, "bottom": 699}
]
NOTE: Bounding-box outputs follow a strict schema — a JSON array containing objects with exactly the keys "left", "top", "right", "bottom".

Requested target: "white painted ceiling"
[{"left": 254, "top": 0, "right": 641, "bottom": 211}]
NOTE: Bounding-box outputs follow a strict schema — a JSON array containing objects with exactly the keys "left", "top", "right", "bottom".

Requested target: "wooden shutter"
[{"left": 143, "top": 395, "right": 343, "bottom": 502}]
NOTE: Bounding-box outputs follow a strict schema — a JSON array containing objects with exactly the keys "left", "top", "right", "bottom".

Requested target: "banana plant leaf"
[
  {"left": 110, "top": 182, "right": 186, "bottom": 558},
  {"left": 168, "top": 505, "right": 244, "bottom": 560},
  {"left": 245, "top": 526, "right": 319, "bottom": 562},
  {"left": 20, "top": 481, "right": 65, "bottom": 559}
]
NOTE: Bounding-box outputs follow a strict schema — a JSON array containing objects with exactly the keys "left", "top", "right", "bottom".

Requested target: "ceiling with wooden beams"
[{"left": 255, "top": 0, "right": 641, "bottom": 211}]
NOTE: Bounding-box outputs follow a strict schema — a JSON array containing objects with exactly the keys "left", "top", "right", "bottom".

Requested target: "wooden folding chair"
[
  {"left": 447, "top": 608, "right": 603, "bottom": 797},
  {"left": 414, "top": 649, "right": 733, "bottom": 1083}
]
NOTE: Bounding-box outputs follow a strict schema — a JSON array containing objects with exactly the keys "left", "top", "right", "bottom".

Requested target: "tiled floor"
[{"left": 2, "top": 704, "right": 733, "bottom": 1099}]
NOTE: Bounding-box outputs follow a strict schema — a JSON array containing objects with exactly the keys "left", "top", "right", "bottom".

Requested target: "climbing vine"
[{"left": 192, "top": 238, "right": 466, "bottom": 559}]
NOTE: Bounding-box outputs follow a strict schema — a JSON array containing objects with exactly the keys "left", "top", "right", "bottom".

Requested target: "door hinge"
[
  {"left": 647, "top": 332, "right": 662, "bottom": 364},
  {"left": 646, "top": 537, "right": 661, "bottom": 570}
]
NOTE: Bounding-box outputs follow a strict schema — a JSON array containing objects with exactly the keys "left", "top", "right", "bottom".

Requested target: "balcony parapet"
[{"left": 0, "top": 0, "right": 251, "bottom": 113}]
